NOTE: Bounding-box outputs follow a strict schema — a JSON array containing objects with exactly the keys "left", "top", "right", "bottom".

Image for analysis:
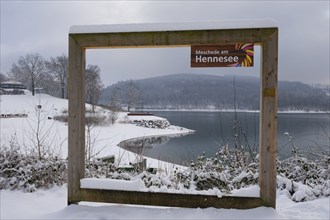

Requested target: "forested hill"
[{"left": 100, "top": 74, "right": 329, "bottom": 111}]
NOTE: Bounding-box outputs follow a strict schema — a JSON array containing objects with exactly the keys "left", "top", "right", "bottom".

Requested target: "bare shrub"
[{"left": 0, "top": 140, "right": 67, "bottom": 192}]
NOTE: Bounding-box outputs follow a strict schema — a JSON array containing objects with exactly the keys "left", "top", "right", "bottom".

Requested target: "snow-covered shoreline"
[
  {"left": 97, "top": 111, "right": 194, "bottom": 168},
  {"left": 145, "top": 108, "right": 329, "bottom": 114},
  {"left": 0, "top": 94, "right": 193, "bottom": 169}
]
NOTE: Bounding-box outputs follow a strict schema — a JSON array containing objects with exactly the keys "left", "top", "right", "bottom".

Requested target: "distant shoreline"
[{"left": 141, "top": 109, "right": 328, "bottom": 114}]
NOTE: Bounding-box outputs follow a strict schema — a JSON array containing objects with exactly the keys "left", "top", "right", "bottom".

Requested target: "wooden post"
[
  {"left": 259, "top": 28, "right": 278, "bottom": 208},
  {"left": 68, "top": 35, "right": 86, "bottom": 204}
]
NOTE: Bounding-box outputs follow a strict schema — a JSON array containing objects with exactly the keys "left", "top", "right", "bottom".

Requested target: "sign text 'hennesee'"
[{"left": 191, "top": 44, "right": 254, "bottom": 68}]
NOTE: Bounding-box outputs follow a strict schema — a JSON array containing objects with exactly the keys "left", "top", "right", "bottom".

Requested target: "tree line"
[
  {"left": 0, "top": 53, "right": 104, "bottom": 109},
  {"left": 100, "top": 73, "right": 329, "bottom": 112}
]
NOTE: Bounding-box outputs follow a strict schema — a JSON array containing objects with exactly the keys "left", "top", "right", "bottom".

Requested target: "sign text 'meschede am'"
[{"left": 191, "top": 44, "right": 254, "bottom": 68}]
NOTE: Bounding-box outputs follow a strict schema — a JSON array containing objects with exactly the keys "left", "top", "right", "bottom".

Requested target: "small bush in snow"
[
  {"left": 173, "top": 146, "right": 258, "bottom": 193},
  {"left": 0, "top": 143, "right": 66, "bottom": 192},
  {"left": 277, "top": 151, "right": 330, "bottom": 202},
  {"left": 85, "top": 158, "right": 117, "bottom": 179},
  {"left": 54, "top": 109, "right": 114, "bottom": 125}
]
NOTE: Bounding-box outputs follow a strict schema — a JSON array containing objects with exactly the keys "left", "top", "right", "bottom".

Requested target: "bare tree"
[
  {"left": 46, "top": 55, "right": 68, "bottom": 99},
  {"left": 85, "top": 65, "right": 104, "bottom": 112},
  {"left": 10, "top": 53, "right": 47, "bottom": 96},
  {"left": 126, "top": 80, "right": 142, "bottom": 112},
  {"left": 108, "top": 86, "right": 122, "bottom": 112},
  {"left": 37, "top": 73, "right": 60, "bottom": 97},
  {"left": 0, "top": 72, "right": 9, "bottom": 83},
  {"left": 25, "top": 103, "right": 56, "bottom": 160}
]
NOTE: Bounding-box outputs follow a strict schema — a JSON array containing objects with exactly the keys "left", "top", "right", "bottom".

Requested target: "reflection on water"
[
  {"left": 118, "top": 133, "right": 190, "bottom": 157},
  {"left": 119, "top": 136, "right": 170, "bottom": 152}
]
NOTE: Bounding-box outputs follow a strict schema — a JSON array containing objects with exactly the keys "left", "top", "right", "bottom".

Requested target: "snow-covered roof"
[
  {"left": 69, "top": 19, "right": 277, "bottom": 34},
  {"left": 0, "top": 80, "right": 24, "bottom": 85}
]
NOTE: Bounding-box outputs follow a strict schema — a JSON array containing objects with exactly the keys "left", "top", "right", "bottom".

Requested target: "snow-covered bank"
[
  {"left": 1, "top": 185, "right": 329, "bottom": 219},
  {"left": 0, "top": 94, "right": 192, "bottom": 169}
]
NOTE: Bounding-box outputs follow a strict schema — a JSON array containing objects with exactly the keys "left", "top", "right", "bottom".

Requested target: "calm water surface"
[{"left": 120, "top": 111, "right": 330, "bottom": 165}]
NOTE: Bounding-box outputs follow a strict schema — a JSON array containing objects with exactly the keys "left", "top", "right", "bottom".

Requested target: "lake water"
[{"left": 120, "top": 111, "right": 330, "bottom": 165}]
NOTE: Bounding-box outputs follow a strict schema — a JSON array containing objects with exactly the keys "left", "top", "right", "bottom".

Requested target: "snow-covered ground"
[
  {"left": 1, "top": 185, "right": 329, "bottom": 219},
  {"left": 0, "top": 93, "right": 192, "bottom": 168},
  {"left": 1, "top": 94, "right": 329, "bottom": 219}
]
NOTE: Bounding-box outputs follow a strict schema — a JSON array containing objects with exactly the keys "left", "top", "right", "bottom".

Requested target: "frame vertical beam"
[
  {"left": 259, "top": 29, "right": 278, "bottom": 208},
  {"left": 68, "top": 35, "right": 86, "bottom": 204}
]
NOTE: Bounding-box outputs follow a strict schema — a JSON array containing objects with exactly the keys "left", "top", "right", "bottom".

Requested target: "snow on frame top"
[{"left": 69, "top": 19, "right": 277, "bottom": 34}]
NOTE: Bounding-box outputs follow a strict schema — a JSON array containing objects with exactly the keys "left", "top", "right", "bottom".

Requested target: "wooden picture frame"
[{"left": 68, "top": 21, "right": 278, "bottom": 209}]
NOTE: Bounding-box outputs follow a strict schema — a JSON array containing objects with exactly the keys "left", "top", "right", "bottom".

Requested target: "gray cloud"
[{"left": 1, "top": 1, "right": 329, "bottom": 86}]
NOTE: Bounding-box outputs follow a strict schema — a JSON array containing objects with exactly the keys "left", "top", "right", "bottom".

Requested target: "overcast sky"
[{"left": 1, "top": 1, "right": 329, "bottom": 86}]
